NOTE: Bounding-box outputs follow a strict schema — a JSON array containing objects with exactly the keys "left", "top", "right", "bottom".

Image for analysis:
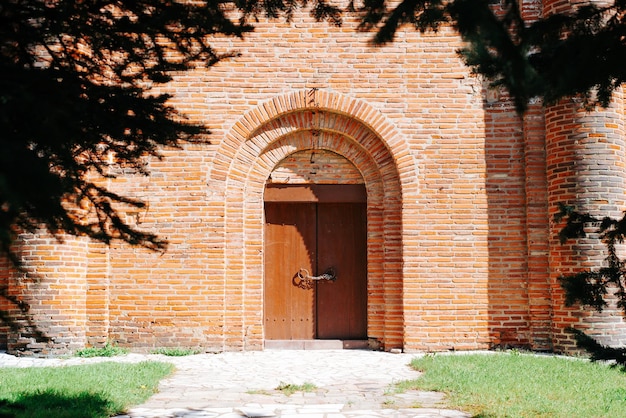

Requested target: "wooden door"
[
  {"left": 264, "top": 190, "right": 367, "bottom": 340},
  {"left": 316, "top": 203, "right": 367, "bottom": 339},
  {"left": 264, "top": 203, "right": 316, "bottom": 340}
]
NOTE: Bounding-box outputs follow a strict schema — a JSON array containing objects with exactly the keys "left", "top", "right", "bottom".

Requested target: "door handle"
[{"left": 297, "top": 267, "right": 337, "bottom": 282}]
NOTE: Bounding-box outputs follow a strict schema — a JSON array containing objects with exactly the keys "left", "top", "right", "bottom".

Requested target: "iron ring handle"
[{"left": 297, "top": 267, "right": 337, "bottom": 282}]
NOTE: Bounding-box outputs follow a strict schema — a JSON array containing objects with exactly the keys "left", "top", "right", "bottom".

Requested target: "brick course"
[{"left": 2, "top": 0, "right": 626, "bottom": 355}]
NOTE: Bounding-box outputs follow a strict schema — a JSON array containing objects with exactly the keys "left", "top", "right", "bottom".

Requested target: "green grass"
[
  {"left": 149, "top": 347, "right": 200, "bottom": 356},
  {"left": 0, "top": 361, "right": 173, "bottom": 418},
  {"left": 75, "top": 342, "right": 129, "bottom": 358},
  {"left": 400, "top": 352, "right": 626, "bottom": 417},
  {"left": 246, "top": 389, "right": 273, "bottom": 395},
  {"left": 275, "top": 381, "right": 317, "bottom": 396},
  {"left": 248, "top": 382, "right": 318, "bottom": 396}
]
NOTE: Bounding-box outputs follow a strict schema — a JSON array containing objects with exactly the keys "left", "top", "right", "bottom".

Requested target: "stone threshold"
[{"left": 264, "top": 340, "right": 369, "bottom": 350}]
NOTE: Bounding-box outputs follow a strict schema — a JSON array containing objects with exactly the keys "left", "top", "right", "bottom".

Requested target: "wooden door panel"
[
  {"left": 264, "top": 203, "right": 316, "bottom": 339},
  {"left": 316, "top": 203, "right": 368, "bottom": 339}
]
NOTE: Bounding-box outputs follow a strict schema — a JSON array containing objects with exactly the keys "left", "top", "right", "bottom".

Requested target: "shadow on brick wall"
[{"left": 484, "top": 88, "right": 551, "bottom": 350}]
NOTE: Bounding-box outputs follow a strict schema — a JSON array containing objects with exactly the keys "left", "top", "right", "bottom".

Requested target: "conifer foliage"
[
  {"left": 0, "top": 0, "right": 340, "bottom": 340},
  {"left": 3, "top": 0, "right": 623, "bottom": 264},
  {"left": 360, "top": 0, "right": 626, "bottom": 357},
  {"left": 0, "top": 0, "right": 341, "bottom": 264},
  {"left": 358, "top": 0, "right": 626, "bottom": 111},
  {"left": 1, "top": 0, "right": 242, "bottom": 261},
  {"left": 555, "top": 204, "right": 626, "bottom": 316},
  {"left": 556, "top": 205, "right": 626, "bottom": 366},
  {"left": 2, "top": 0, "right": 626, "bottom": 352}
]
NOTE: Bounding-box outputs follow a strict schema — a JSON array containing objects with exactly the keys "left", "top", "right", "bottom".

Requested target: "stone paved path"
[{"left": 0, "top": 349, "right": 470, "bottom": 418}]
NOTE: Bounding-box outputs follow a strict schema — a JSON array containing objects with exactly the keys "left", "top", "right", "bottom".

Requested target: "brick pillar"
[
  {"left": 85, "top": 241, "right": 110, "bottom": 347},
  {"left": 521, "top": 1, "right": 552, "bottom": 351},
  {"left": 544, "top": 0, "right": 626, "bottom": 352},
  {"left": 541, "top": 15, "right": 626, "bottom": 350},
  {"left": 523, "top": 102, "right": 552, "bottom": 350},
  {"left": 0, "top": 255, "right": 12, "bottom": 349},
  {"left": 6, "top": 232, "right": 88, "bottom": 356}
]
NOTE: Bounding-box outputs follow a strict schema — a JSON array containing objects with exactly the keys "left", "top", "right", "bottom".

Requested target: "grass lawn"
[
  {"left": 0, "top": 361, "right": 173, "bottom": 418},
  {"left": 401, "top": 352, "right": 626, "bottom": 417}
]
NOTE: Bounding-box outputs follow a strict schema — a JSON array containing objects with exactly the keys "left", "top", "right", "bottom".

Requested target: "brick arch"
[
  {"left": 208, "top": 90, "right": 417, "bottom": 193},
  {"left": 212, "top": 91, "right": 407, "bottom": 350}
]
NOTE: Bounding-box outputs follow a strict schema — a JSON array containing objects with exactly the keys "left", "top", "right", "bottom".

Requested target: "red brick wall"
[
  {"left": 2, "top": 233, "right": 88, "bottom": 355},
  {"left": 0, "top": 256, "right": 10, "bottom": 349},
  {"left": 4, "top": 1, "right": 625, "bottom": 355},
  {"left": 97, "top": 9, "right": 529, "bottom": 352}
]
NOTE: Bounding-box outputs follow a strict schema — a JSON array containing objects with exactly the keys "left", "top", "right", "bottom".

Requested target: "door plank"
[
  {"left": 264, "top": 203, "right": 316, "bottom": 339},
  {"left": 316, "top": 203, "right": 368, "bottom": 339}
]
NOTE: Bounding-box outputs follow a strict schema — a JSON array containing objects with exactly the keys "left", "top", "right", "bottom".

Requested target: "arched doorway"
[
  {"left": 208, "top": 90, "right": 412, "bottom": 350},
  {"left": 263, "top": 149, "right": 368, "bottom": 345}
]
